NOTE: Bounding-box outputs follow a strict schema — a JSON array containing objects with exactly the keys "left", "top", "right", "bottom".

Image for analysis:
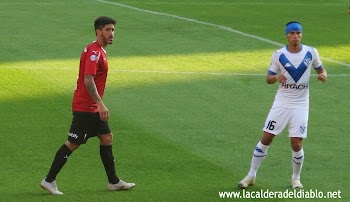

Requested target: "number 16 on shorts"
[{"left": 265, "top": 120, "right": 276, "bottom": 130}]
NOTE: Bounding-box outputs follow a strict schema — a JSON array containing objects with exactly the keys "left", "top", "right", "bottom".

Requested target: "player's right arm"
[
  {"left": 266, "top": 51, "right": 286, "bottom": 84},
  {"left": 266, "top": 74, "right": 287, "bottom": 84},
  {"left": 84, "top": 75, "right": 109, "bottom": 121}
]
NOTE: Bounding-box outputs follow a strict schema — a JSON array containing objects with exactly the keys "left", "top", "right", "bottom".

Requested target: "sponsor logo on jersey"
[
  {"left": 281, "top": 83, "right": 309, "bottom": 90},
  {"left": 69, "top": 133, "right": 78, "bottom": 139}
]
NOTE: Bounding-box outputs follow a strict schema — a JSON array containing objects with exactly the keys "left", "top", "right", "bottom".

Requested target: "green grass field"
[{"left": 1, "top": 0, "right": 349, "bottom": 201}]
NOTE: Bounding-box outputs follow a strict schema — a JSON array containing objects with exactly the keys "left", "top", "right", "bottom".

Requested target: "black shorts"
[{"left": 68, "top": 111, "right": 111, "bottom": 144}]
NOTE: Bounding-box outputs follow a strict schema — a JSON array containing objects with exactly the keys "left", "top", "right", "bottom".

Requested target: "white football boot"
[
  {"left": 40, "top": 179, "right": 63, "bottom": 195},
  {"left": 108, "top": 179, "right": 135, "bottom": 191},
  {"left": 238, "top": 175, "right": 255, "bottom": 188},
  {"left": 291, "top": 179, "right": 303, "bottom": 189}
]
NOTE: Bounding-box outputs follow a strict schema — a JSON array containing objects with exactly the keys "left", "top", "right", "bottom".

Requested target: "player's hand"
[
  {"left": 96, "top": 101, "right": 109, "bottom": 121},
  {"left": 317, "top": 72, "right": 327, "bottom": 82},
  {"left": 277, "top": 74, "right": 287, "bottom": 84}
]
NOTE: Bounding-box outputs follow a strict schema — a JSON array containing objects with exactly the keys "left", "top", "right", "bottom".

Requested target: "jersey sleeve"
[
  {"left": 311, "top": 48, "right": 323, "bottom": 69},
  {"left": 268, "top": 51, "right": 280, "bottom": 75},
  {"left": 84, "top": 48, "right": 101, "bottom": 75}
]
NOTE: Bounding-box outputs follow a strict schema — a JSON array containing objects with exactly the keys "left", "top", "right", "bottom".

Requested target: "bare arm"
[
  {"left": 84, "top": 74, "right": 109, "bottom": 121},
  {"left": 266, "top": 74, "right": 287, "bottom": 84},
  {"left": 316, "top": 67, "right": 327, "bottom": 82}
]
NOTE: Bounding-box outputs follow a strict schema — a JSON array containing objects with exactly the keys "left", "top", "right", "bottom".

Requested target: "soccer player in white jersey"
[{"left": 238, "top": 21, "right": 327, "bottom": 189}]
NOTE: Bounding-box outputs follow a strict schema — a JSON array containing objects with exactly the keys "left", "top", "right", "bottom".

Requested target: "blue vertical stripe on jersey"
[{"left": 279, "top": 51, "right": 312, "bottom": 82}]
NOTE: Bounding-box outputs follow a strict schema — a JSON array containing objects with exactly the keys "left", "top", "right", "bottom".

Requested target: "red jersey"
[{"left": 72, "top": 41, "right": 108, "bottom": 112}]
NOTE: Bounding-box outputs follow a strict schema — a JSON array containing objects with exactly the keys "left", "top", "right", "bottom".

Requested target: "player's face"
[
  {"left": 286, "top": 31, "right": 302, "bottom": 46},
  {"left": 99, "top": 24, "right": 115, "bottom": 45}
]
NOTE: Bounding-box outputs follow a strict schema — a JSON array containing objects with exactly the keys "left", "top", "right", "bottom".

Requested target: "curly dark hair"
[{"left": 94, "top": 16, "right": 116, "bottom": 31}]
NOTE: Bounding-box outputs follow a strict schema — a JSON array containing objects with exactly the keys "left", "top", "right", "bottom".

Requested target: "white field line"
[
  {"left": 0, "top": 3, "right": 63, "bottom": 4},
  {"left": 1, "top": 66, "right": 349, "bottom": 77},
  {"left": 111, "top": 69, "right": 350, "bottom": 77},
  {"left": 111, "top": 2, "right": 347, "bottom": 6},
  {"left": 1, "top": 2, "right": 346, "bottom": 6},
  {"left": 96, "top": 0, "right": 350, "bottom": 68},
  {"left": 0, "top": 2, "right": 99, "bottom": 5}
]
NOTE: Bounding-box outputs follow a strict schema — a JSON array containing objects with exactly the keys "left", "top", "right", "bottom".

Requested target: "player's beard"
[
  {"left": 103, "top": 35, "right": 113, "bottom": 45},
  {"left": 106, "top": 37, "right": 113, "bottom": 45}
]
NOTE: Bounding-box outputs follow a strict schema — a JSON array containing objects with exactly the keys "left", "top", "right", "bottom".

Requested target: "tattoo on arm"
[{"left": 84, "top": 75, "right": 102, "bottom": 103}]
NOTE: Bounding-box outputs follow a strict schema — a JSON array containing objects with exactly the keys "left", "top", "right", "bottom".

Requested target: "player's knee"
[
  {"left": 291, "top": 144, "right": 302, "bottom": 152},
  {"left": 65, "top": 140, "right": 80, "bottom": 151},
  {"left": 291, "top": 138, "right": 303, "bottom": 152},
  {"left": 99, "top": 133, "right": 113, "bottom": 145},
  {"left": 261, "top": 132, "right": 275, "bottom": 146}
]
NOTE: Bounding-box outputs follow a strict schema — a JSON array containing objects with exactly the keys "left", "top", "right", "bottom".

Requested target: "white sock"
[
  {"left": 291, "top": 148, "right": 304, "bottom": 180},
  {"left": 248, "top": 141, "right": 269, "bottom": 177}
]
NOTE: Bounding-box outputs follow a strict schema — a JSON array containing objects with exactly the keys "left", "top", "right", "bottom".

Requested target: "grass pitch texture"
[{"left": 0, "top": 0, "right": 349, "bottom": 201}]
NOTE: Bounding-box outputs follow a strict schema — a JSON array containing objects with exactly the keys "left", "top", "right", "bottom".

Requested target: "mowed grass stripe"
[
  {"left": 96, "top": 0, "right": 350, "bottom": 68},
  {"left": 1, "top": 0, "right": 349, "bottom": 201}
]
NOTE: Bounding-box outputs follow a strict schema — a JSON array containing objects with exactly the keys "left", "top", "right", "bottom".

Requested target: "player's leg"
[
  {"left": 97, "top": 119, "right": 135, "bottom": 191},
  {"left": 289, "top": 108, "right": 308, "bottom": 189},
  {"left": 45, "top": 141, "right": 79, "bottom": 182},
  {"left": 41, "top": 112, "right": 91, "bottom": 195},
  {"left": 40, "top": 140, "right": 79, "bottom": 195},
  {"left": 249, "top": 132, "right": 275, "bottom": 177},
  {"left": 238, "top": 132, "right": 274, "bottom": 188},
  {"left": 238, "top": 106, "right": 288, "bottom": 188},
  {"left": 290, "top": 137, "right": 304, "bottom": 189},
  {"left": 98, "top": 133, "right": 119, "bottom": 184}
]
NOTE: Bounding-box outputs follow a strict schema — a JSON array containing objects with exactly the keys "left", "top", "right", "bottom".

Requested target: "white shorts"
[{"left": 263, "top": 106, "right": 309, "bottom": 138}]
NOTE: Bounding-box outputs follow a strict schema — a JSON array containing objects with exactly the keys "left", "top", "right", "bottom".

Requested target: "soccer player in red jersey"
[{"left": 40, "top": 16, "right": 135, "bottom": 195}]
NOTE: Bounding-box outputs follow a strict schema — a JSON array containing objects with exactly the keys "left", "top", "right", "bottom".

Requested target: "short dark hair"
[
  {"left": 94, "top": 16, "right": 116, "bottom": 31},
  {"left": 286, "top": 21, "right": 301, "bottom": 27}
]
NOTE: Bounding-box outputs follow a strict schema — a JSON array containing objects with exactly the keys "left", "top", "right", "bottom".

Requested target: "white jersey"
[{"left": 268, "top": 44, "right": 323, "bottom": 109}]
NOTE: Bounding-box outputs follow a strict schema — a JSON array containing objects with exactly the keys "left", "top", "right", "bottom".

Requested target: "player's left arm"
[
  {"left": 312, "top": 47, "right": 327, "bottom": 82},
  {"left": 315, "top": 67, "right": 327, "bottom": 82},
  {"left": 84, "top": 74, "right": 109, "bottom": 121}
]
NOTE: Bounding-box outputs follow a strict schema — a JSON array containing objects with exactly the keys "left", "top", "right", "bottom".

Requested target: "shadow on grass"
[{"left": 0, "top": 76, "right": 349, "bottom": 201}]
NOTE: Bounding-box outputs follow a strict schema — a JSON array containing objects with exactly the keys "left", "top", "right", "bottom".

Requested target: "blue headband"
[{"left": 286, "top": 22, "right": 302, "bottom": 35}]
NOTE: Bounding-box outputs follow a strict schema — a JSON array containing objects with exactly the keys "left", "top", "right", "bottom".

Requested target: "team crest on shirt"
[
  {"left": 89, "top": 50, "right": 100, "bottom": 62},
  {"left": 90, "top": 54, "right": 97, "bottom": 61},
  {"left": 303, "top": 58, "right": 312, "bottom": 67}
]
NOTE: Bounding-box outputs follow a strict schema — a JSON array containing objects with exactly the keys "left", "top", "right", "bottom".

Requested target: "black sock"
[
  {"left": 45, "top": 144, "right": 72, "bottom": 182},
  {"left": 100, "top": 145, "right": 119, "bottom": 184}
]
